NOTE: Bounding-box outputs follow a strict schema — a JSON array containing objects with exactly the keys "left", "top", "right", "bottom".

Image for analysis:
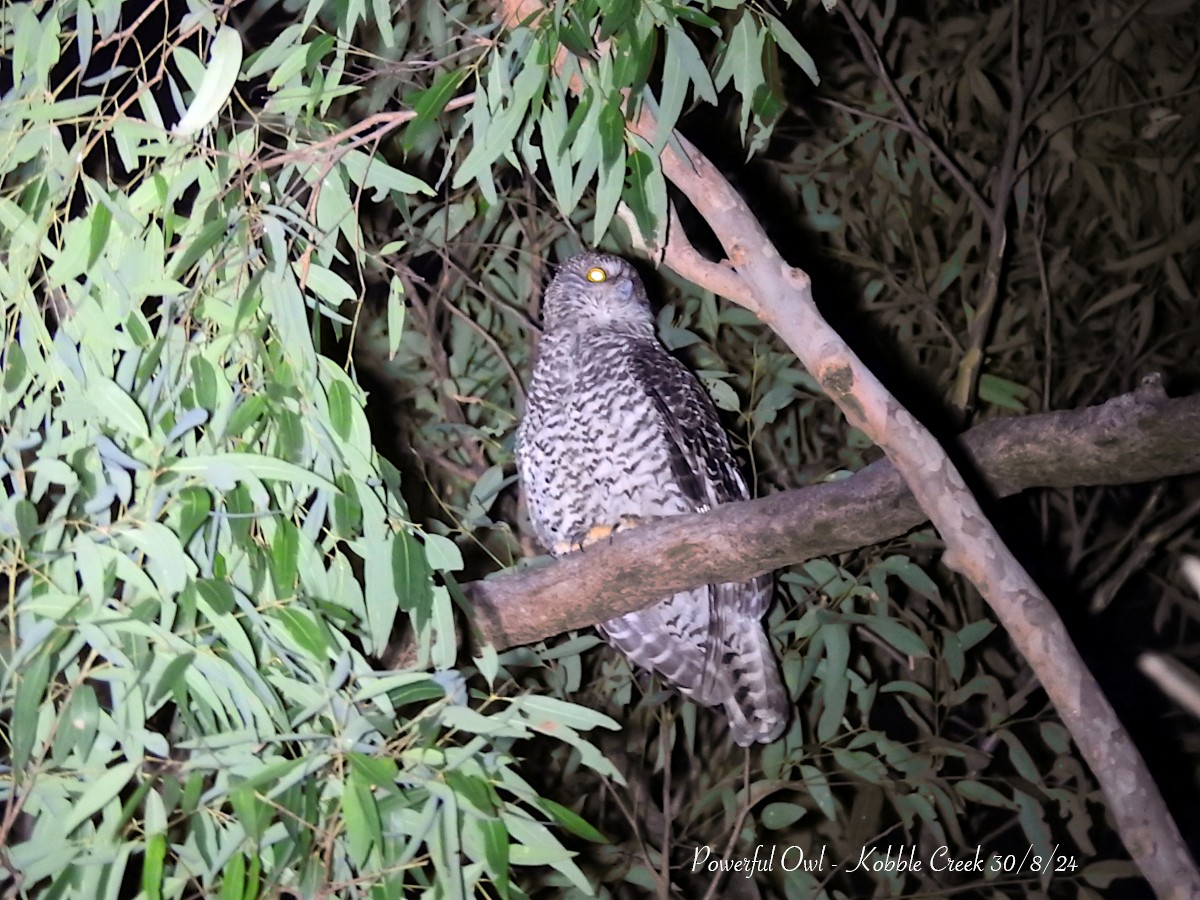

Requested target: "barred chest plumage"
[{"left": 518, "top": 325, "right": 694, "bottom": 552}]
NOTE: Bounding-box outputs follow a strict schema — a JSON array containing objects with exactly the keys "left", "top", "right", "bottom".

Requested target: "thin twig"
[
  {"left": 700, "top": 752, "right": 753, "bottom": 900},
  {"left": 1139, "top": 653, "right": 1200, "bottom": 721},
  {"left": 659, "top": 726, "right": 673, "bottom": 898},
  {"left": 837, "top": 6, "right": 990, "bottom": 218}
]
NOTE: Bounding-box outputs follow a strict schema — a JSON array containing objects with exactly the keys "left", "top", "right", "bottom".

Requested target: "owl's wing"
[
  {"left": 627, "top": 340, "right": 749, "bottom": 512},
  {"left": 627, "top": 341, "right": 762, "bottom": 703}
]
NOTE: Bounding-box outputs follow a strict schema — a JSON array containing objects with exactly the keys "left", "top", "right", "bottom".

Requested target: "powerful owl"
[{"left": 516, "top": 252, "right": 788, "bottom": 746}]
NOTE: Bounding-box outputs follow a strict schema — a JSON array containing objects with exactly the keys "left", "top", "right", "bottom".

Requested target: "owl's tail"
[
  {"left": 722, "top": 627, "right": 789, "bottom": 747},
  {"left": 598, "top": 597, "right": 789, "bottom": 746},
  {"left": 599, "top": 610, "right": 723, "bottom": 706}
]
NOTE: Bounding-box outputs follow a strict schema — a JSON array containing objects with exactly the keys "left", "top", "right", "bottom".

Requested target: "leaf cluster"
[{"left": 0, "top": 2, "right": 621, "bottom": 897}]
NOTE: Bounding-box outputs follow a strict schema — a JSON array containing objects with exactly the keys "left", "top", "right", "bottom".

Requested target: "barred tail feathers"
[
  {"left": 722, "top": 625, "right": 789, "bottom": 747},
  {"left": 599, "top": 588, "right": 789, "bottom": 745},
  {"left": 599, "top": 593, "right": 727, "bottom": 707}
]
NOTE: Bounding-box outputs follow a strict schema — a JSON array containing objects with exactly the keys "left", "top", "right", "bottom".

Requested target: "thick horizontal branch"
[{"left": 467, "top": 381, "right": 1200, "bottom": 649}]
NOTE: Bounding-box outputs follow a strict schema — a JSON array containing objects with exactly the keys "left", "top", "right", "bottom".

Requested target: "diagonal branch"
[{"left": 624, "top": 100, "right": 1199, "bottom": 900}]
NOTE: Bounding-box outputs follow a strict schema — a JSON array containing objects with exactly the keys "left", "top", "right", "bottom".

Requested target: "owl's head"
[{"left": 541, "top": 252, "right": 653, "bottom": 332}]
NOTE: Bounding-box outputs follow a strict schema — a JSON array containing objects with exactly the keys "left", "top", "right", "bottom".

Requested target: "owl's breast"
[{"left": 517, "top": 329, "right": 691, "bottom": 550}]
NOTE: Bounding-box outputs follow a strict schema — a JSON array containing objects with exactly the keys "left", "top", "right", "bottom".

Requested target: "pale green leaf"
[{"left": 61, "top": 760, "right": 140, "bottom": 836}]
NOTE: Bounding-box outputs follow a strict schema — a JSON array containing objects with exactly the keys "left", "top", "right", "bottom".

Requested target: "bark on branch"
[{"left": 467, "top": 382, "right": 1200, "bottom": 648}]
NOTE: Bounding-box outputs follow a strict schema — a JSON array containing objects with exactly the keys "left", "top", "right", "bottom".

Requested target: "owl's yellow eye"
[{"left": 585, "top": 267, "right": 608, "bottom": 283}]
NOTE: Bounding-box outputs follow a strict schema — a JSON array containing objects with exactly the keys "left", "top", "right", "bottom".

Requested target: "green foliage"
[
  {"left": 0, "top": 3, "right": 619, "bottom": 897},
  {"left": 430, "top": 0, "right": 818, "bottom": 246}
]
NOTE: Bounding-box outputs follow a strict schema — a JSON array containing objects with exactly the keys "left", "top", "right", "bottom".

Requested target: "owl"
[{"left": 516, "top": 252, "right": 788, "bottom": 746}]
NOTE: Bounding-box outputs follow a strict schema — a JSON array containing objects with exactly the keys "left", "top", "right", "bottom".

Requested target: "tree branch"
[{"left": 467, "top": 382, "right": 1200, "bottom": 648}]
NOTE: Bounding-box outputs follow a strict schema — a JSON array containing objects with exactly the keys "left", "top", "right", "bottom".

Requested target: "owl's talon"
[
  {"left": 616, "top": 515, "right": 646, "bottom": 531},
  {"left": 553, "top": 518, "right": 648, "bottom": 556},
  {"left": 608, "top": 515, "right": 647, "bottom": 543},
  {"left": 552, "top": 527, "right": 602, "bottom": 556},
  {"left": 551, "top": 537, "right": 578, "bottom": 557}
]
